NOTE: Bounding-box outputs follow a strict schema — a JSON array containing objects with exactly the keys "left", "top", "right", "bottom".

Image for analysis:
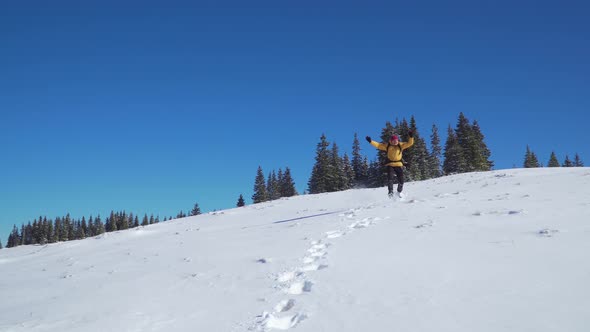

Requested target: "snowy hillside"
[{"left": 1, "top": 168, "right": 589, "bottom": 332}]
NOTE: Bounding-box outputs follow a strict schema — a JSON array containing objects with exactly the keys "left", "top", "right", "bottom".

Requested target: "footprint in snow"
[
  {"left": 264, "top": 312, "right": 306, "bottom": 330},
  {"left": 287, "top": 281, "right": 313, "bottom": 295},
  {"left": 326, "top": 230, "right": 345, "bottom": 239},
  {"left": 299, "top": 264, "right": 328, "bottom": 272},
  {"left": 277, "top": 271, "right": 298, "bottom": 283},
  {"left": 274, "top": 299, "right": 296, "bottom": 313},
  {"left": 349, "top": 218, "right": 374, "bottom": 229}
]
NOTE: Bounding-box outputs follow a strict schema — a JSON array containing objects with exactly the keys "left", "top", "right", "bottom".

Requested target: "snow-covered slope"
[{"left": 1, "top": 168, "right": 589, "bottom": 332}]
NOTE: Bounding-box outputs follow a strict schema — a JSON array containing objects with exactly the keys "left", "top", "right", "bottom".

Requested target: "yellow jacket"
[{"left": 370, "top": 137, "right": 414, "bottom": 167}]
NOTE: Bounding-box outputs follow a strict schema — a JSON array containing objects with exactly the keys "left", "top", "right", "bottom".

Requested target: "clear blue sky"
[{"left": 1, "top": 0, "right": 589, "bottom": 242}]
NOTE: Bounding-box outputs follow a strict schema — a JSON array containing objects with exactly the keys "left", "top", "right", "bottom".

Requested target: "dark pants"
[{"left": 387, "top": 166, "right": 404, "bottom": 194}]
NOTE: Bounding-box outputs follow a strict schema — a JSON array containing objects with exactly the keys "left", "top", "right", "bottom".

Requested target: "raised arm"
[{"left": 366, "top": 136, "right": 387, "bottom": 151}]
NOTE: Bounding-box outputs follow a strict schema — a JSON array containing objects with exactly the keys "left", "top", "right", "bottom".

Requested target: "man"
[{"left": 366, "top": 132, "right": 414, "bottom": 198}]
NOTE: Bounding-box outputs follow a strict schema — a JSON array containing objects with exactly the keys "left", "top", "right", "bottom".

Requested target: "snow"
[{"left": 1, "top": 168, "right": 590, "bottom": 332}]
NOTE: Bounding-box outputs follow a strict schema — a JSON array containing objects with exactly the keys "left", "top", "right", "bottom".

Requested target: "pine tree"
[
  {"left": 574, "top": 153, "right": 584, "bottom": 167},
  {"left": 54, "top": 217, "right": 61, "bottom": 242},
  {"left": 134, "top": 216, "right": 140, "bottom": 228},
  {"left": 190, "top": 203, "right": 202, "bottom": 216},
  {"left": 563, "top": 155, "right": 574, "bottom": 167},
  {"left": 548, "top": 151, "right": 560, "bottom": 167},
  {"left": 0, "top": 239, "right": 2, "bottom": 249},
  {"left": 96, "top": 215, "right": 105, "bottom": 235},
  {"left": 428, "top": 124, "right": 442, "bottom": 178},
  {"left": 404, "top": 116, "right": 431, "bottom": 181},
  {"left": 523, "top": 146, "right": 541, "bottom": 168},
  {"left": 524, "top": 145, "right": 533, "bottom": 168},
  {"left": 308, "top": 134, "right": 332, "bottom": 194},
  {"left": 328, "top": 142, "right": 346, "bottom": 192},
  {"left": 443, "top": 125, "right": 466, "bottom": 175},
  {"left": 342, "top": 153, "right": 355, "bottom": 189},
  {"left": 531, "top": 152, "right": 541, "bottom": 168},
  {"left": 280, "top": 167, "right": 297, "bottom": 197},
  {"left": 237, "top": 194, "right": 246, "bottom": 207},
  {"left": 7, "top": 225, "right": 20, "bottom": 248},
  {"left": 267, "top": 170, "right": 280, "bottom": 200},
  {"left": 47, "top": 218, "right": 55, "bottom": 243},
  {"left": 142, "top": 214, "right": 149, "bottom": 226},
  {"left": 367, "top": 159, "right": 383, "bottom": 188},
  {"left": 149, "top": 215, "right": 155, "bottom": 225},
  {"left": 351, "top": 133, "right": 367, "bottom": 187},
  {"left": 277, "top": 169, "right": 284, "bottom": 197},
  {"left": 454, "top": 114, "right": 492, "bottom": 172},
  {"left": 252, "top": 166, "right": 269, "bottom": 203},
  {"left": 470, "top": 120, "right": 493, "bottom": 170}
]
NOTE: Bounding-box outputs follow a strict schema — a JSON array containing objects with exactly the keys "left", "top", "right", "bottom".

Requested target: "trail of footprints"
[{"left": 253, "top": 208, "right": 386, "bottom": 331}]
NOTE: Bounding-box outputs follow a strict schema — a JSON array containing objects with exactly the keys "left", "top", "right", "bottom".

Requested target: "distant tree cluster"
[
  {"left": 442, "top": 113, "right": 493, "bottom": 175},
  {"left": 524, "top": 147, "right": 584, "bottom": 168},
  {"left": 5, "top": 211, "right": 162, "bottom": 249},
  {"left": 307, "top": 134, "right": 356, "bottom": 194},
  {"left": 252, "top": 166, "right": 298, "bottom": 204},
  {"left": 308, "top": 113, "right": 489, "bottom": 193}
]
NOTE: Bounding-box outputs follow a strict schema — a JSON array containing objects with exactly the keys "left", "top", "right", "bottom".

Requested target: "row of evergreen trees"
[
  {"left": 3, "top": 211, "right": 189, "bottom": 248},
  {"left": 252, "top": 167, "right": 298, "bottom": 203},
  {"left": 524, "top": 146, "right": 584, "bottom": 168},
  {"left": 307, "top": 113, "right": 493, "bottom": 194}
]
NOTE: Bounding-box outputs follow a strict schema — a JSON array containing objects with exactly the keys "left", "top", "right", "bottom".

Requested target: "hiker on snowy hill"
[{"left": 365, "top": 132, "right": 414, "bottom": 198}]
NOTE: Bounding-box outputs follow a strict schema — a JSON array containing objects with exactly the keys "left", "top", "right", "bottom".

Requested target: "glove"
[
  {"left": 408, "top": 131, "right": 413, "bottom": 138},
  {"left": 365, "top": 136, "right": 371, "bottom": 143}
]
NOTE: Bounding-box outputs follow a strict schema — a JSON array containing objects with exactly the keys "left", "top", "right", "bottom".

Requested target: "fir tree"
[
  {"left": 280, "top": 167, "right": 297, "bottom": 197},
  {"left": 523, "top": 146, "right": 541, "bottom": 168},
  {"left": 470, "top": 120, "right": 493, "bottom": 170},
  {"left": 252, "top": 166, "right": 269, "bottom": 203},
  {"left": 343, "top": 153, "right": 355, "bottom": 189},
  {"left": 548, "top": 151, "right": 560, "bottom": 167},
  {"left": 524, "top": 145, "right": 533, "bottom": 168},
  {"left": 563, "top": 155, "right": 574, "bottom": 167},
  {"left": 190, "top": 203, "right": 202, "bottom": 216},
  {"left": 428, "top": 124, "right": 442, "bottom": 178},
  {"left": 133, "top": 216, "right": 139, "bottom": 228},
  {"left": 0, "top": 239, "right": 2, "bottom": 249},
  {"left": 574, "top": 153, "right": 584, "bottom": 167},
  {"left": 443, "top": 125, "right": 466, "bottom": 175},
  {"left": 267, "top": 170, "right": 280, "bottom": 200},
  {"left": 237, "top": 194, "right": 246, "bottom": 207},
  {"left": 308, "top": 134, "right": 332, "bottom": 194},
  {"left": 405, "top": 116, "right": 430, "bottom": 181},
  {"left": 7, "top": 225, "right": 20, "bottom": 248},
  {"left": 54, "top": 217, "right": 62, "bottom": 242},
  {"left": 531, "top": 152, "right": 541, "bottom": 168},
  {"left": 277, "top": 169, "right": 284, "bottom": 197},
  {"left": 149, "top": 215, "right": 155, "bottom": 225},
  {"left": 454, "top": 113, "right": 492, "bottom": 172},
  {"left": 128, "top": 213, "right": 134, "bottom": 229},
  {"left": 328, "top": 142, "right": 346, "bottom": 192},
  {"left": 351, "top": 133, "right": 368, "bottom": 187},
  {"left": 47, "top": 219, "right": 55, "bottom": 243},
  {"left": 366, "top": 159, "right": 382, "bottom": 188},
  {"left": 96, "top": 215, "right": 105, "bottom": 235},
  {"left": 121, "top": 212, "right": 129, "bottom": 229},
  {"left": 142, "top": 214, "right": 149, "bottom": 226}
]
